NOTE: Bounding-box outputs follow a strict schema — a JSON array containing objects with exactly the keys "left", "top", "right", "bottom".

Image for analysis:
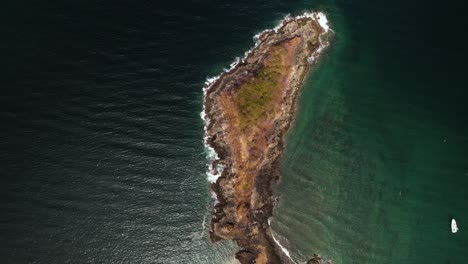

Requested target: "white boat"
[{"left": 451, "top": 218, "right": 459, "bottom": 233}]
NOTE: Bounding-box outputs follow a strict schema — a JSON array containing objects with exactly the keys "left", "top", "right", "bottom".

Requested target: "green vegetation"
[{"left": 234, "top": 46, "right": 287, "bottom": 129}]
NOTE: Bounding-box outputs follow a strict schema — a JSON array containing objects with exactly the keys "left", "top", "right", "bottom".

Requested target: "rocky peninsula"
[{"left": 202, "top": 12, "right": 331, "bottom": 264}]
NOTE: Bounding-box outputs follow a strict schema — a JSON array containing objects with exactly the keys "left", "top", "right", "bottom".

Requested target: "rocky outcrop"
[{"left": 203, "top": 12, "right": 331, "bottom": 264}]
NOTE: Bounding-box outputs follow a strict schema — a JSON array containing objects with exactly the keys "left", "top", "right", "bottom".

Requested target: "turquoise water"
[
  {"left": 272, "top": 1, "right": 468, "bottom": 263},
  {"left": 2, "top": 0, "right": 467, "bottom": 263}
]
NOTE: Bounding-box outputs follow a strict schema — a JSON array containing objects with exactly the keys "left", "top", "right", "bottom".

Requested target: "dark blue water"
[
  {"left": 1, "top": 1, "right": 242, "bottom": 263},
  {"left": 1, "top": 1, "right": 467, "bottom": 263}
]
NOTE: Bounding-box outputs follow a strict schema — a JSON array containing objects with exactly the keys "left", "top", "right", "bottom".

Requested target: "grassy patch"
[{"left": 234, "top": 45, "right": 288, "bottom": 129}]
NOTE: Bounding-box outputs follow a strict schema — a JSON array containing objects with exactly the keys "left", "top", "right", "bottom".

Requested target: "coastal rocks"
[
  {"left": 236, "top": 250, "right": 257, "bottom": 264},
  {"left": 307, "top": 254, "right": 322, "bottom": 264},
  {"left": 307, "top": 254, "right": 333, "bottom": 264},
  {"left": 203, "top": 12, "right": 331, "bottom": 264}
]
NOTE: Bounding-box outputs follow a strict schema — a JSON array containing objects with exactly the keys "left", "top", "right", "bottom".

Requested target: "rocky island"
[{"left": 202, "top": 12, "right": 331, "bottom": 264}]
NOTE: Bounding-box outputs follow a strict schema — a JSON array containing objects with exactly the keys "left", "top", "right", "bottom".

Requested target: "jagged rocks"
[{"left": 203, "top": 12, "right": 331, "bottom": 264}]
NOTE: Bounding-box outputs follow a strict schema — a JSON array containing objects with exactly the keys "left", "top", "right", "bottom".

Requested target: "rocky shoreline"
[{"left": 202, "top": 12, "right": 331, "bottom": 264}]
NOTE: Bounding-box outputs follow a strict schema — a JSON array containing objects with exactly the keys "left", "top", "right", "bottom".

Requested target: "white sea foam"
[
  {"left": 268, "top": 219, "right": 297, "bottom": 264},
  {"left": 201, "top": 11, "right": 332, "bottom": 184},
  {"left": 316, "top": 12, "right": 331, "bottom": 33},
  {"left": 200, "top": 103, "right": 220, "bottom": 183},
  {"left": 200, "top": 12, "right": 331, "bottom": 262}
]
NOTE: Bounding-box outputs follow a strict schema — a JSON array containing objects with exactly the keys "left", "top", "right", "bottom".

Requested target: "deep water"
[{"left": 0, "top": 1, "right": 467, "bottom": 263}]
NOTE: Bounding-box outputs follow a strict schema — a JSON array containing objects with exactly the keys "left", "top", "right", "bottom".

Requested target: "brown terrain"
[{"left": 203, "top": 13, "right": 330, "bottom": 264}]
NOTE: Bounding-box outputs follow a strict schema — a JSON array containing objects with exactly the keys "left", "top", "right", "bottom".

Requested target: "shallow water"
[
  {"left": 274, "top": 0, "right": 468, "bottom": 263},
  {"left": 1, "top": 0, "right": 467, "bottom": 263}
]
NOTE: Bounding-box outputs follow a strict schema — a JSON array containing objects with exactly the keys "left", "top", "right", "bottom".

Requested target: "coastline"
[{"left": 201, "top": 12, "right": 332, "bottom": 263}]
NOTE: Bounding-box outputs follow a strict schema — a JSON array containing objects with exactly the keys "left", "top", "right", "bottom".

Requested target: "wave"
[
  {"left": 268, "top": 219, "right": 297, "bottom": 264},
  {"left": 199, "top": 10, "right": 332, "bottom": 263},
  {"left": 201, "top": 11, "right": 331, "bottom": 185}
]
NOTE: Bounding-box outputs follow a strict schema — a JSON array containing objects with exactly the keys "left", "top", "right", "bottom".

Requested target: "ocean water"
[
  {"left": 273, "top": 0, "right": 468, "bottom": 263},
  {"left": 0, "top": 1, "right": 467, "bottom": 264}
]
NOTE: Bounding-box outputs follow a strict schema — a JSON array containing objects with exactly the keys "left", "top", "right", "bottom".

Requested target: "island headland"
[{"left": 202, "top": 12, "right": 332, "bottom": 264}]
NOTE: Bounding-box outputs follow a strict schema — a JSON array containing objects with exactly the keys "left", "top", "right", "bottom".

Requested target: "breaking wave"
[
  {"left": 199, "top": 10, "right": 332, "bottom": 263},
  {"left": 201, "top": 11, "right": 332, "bottom": 184}
]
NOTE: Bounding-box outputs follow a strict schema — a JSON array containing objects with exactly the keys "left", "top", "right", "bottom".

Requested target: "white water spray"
[{"left": 201, "top": 11, "right": 332, "bottom": 184}]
